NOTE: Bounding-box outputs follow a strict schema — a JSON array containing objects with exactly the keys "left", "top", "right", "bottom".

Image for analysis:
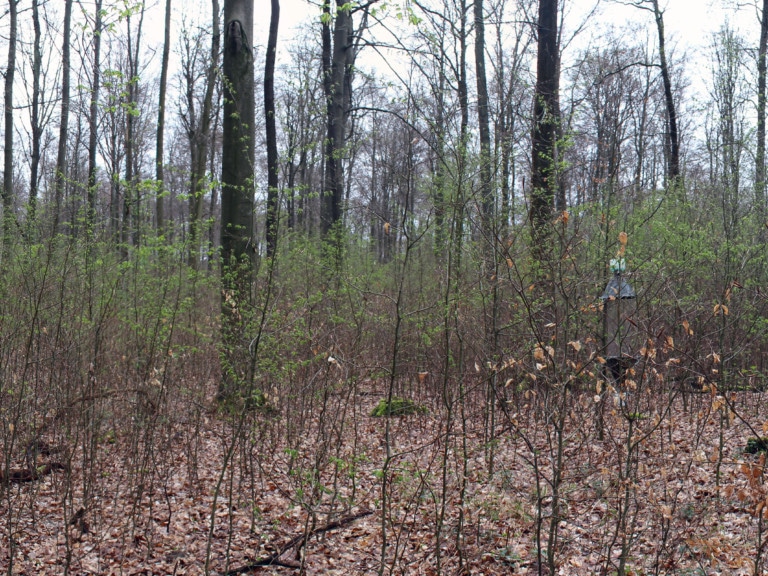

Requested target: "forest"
[{"left": 3, "top": 0, "right": 768, "bottom": 574}]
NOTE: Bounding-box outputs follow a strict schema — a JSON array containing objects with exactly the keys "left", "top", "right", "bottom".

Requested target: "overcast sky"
[{"left": 251, "top": 0, "right": 758, "bottom": 84}]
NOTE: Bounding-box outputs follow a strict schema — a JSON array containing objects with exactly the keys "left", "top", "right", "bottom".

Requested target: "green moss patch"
[
  {"left": 745, "top": 437, "right": 768, "bottom": 454},
  {"left": 370, "top": 397, "right": 427, "bottom": 417}
]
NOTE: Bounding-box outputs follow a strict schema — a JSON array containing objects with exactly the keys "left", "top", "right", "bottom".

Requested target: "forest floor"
[{"left": 3, "top": 380, "right": 768, "bottom": 575}]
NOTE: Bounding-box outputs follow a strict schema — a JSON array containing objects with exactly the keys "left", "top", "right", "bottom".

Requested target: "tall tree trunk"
[
  {"left": 432, "top": 53, "right": 447, "bottom": 257},
  {"left": 208, "top": 106, "right": 221, "bottom": 253},
  {"left": 189, "top": 0, "right": 220, "bottom": 268},
  {"left": 2, "top": 0, "right": 17, "bottom": 249},
  {"left": 122, "top": 4, "right": 145, "bottom": 253},
  {"left": 757, "top": 0, "right": 768, "bottom": 227},
  {"left": 264, "top": 0, "right": 280, "bottom": 257},
  {"left": 53, "top": 0, "right": 73, "bottom": 234},
  {"left": 27, "top": 0, "right": 41, "bottom": 223},
  {"left": 321, "top": 0, "right": 353, "bottom": 236},
  {"left": 156, "top": 0, "right": 172, "bottom": 235},
  {"left": 220, "top": 0, "right": 255, "bottom": 398},
  {"left": 474, "top": 0, "right": 493, "bottom": 230},
  {"left": 456, "top": 0, "right": 469, "bottom": 251},
  {"left": 530, "top": 0, "right": 560, "bottom": 240},
  {"left": 86, "top": 0, "right": 103, "bottom": 236},
  {"left": 651, "top": 0, "right": 680, "bottom": 187}
]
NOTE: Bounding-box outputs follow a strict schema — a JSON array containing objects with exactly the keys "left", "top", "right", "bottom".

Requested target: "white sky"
[
  {"left": 251, "top": 0, "right": 752, "bottom": 49},
  {"left": 248, "top": 0, "right": 758, "bottom": 94}
]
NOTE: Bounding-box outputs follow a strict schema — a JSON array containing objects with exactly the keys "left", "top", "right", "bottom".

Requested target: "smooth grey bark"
[
  {"left": 220, "top": 0, "right": 255, "bottom": 397},
  {"left": 155, "top": 0, "right": 172, "bottom": 234}
]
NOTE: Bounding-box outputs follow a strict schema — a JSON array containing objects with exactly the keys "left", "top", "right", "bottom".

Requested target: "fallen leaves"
[{"left": 3, "top": 380, "right": 768, "bottom": 576}]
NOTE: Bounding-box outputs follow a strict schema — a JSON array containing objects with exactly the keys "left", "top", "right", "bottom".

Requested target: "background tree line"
[
  {"left": 0, "top": 0, "right": 765, "bottom": 384},
  {"left": 0, "top": 0, "right": 761, "bottom": 265}
]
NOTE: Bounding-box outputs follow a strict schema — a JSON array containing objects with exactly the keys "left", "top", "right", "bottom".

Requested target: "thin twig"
[{"left": 223, "top": 509, "right": 373, "bottom": 574}]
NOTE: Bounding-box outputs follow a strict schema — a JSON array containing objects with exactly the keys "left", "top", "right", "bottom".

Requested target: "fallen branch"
[
  {"left": 223, "top": 509, "right": 373, "bottom": 574},
  {"left": 0, "top": 462, "right": 69, "bottom": 484}
]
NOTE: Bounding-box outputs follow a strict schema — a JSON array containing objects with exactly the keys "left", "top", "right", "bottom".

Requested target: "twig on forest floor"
[{"left": 223, "top": 509, "right": 374, "bottom": 574}]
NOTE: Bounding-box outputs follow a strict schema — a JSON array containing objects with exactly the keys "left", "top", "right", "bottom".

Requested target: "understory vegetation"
[{"left": 3, "top": 196, "right": 768, "bottom": 575}]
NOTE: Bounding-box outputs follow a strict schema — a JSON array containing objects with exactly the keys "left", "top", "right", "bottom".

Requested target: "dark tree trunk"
[
  {"left": 220, "top": 0, "right": 255, "bottom": 398},
  {"left": 2, "top": 0, "right": 17, "bottom": 246},
  {"left": 122, "top": 4, "right": 145, "bottom": 252},
  {"left": 321, "top": 0, "right": 353, "bottom": 236},
  {"left": 53, "top": 0, "right": 72, "bottom": 233},
  {"left": 530, "top": 0, "right": 560, "bottom": 239},
  {"left": 86, "top": 0, "right": 103, "bottom": 235},
  {"left": 456, "top": 0, "right": 469, "bottom": 251},
  {"left": 156, "top": 0, "right": 172, "bottom": 234},
  {"left": 474, "top": 0, "right": 493, "bottom": 227},
  {"left": 264, "top": 0, "right": 280, "bottom": 256},
  {"left": 27, "top": 0, "right": 41, "bottom": 222},
  {"left": 757, "top": 0, "right": 768, "bottom": 225},
  {"left": 651, "top": 0, "right": 680, "bottom": 187}
]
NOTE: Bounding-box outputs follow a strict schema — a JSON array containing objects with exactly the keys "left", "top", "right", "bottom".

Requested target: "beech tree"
[
  {"left": 320, "top": 0, "right": 354, "bottom": 235},
  {"left": 26, "top": 0, "right": 41, "bottom": 221},
  {"left": 155, "top": 0, "right": 172, "bottom": 233},
  {"left": 265, "top": 0, "right": 279, "bottom": 256},
  {"left": 220, "top": 0, "right": 254, "bottom": 265},
  {"left": 474, "top": 0, "right": 493, "bottom": 231},
  {"left": 756, "top": 0, "right": 768, "bottom": 224},
  {"left": 86, "top": 0, "right": 103, "bottom": 235},
  {"left": 219, "top": 0, "right": 255, "bottom": 396},
  {"left": 52, "top": 0, "right": 72, "bottom": 232},
  {"left": 2, "top": 0, "right": 17, "bottom": 248},
  {"left": 410, "top": 0, "right": 471, "bottom": 256},
  {"left": 529, "top": 0, "right": 560, "bottom": 239},
  {"left": 651, "top": 0, "right": 680, "bottom": 188}
]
